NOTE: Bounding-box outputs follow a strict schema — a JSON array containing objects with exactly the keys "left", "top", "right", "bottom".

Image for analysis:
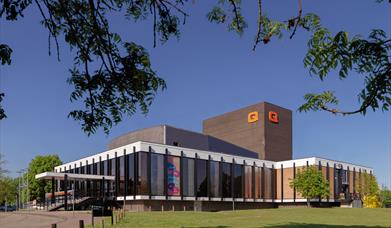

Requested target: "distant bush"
[
  {"left": 379, "top": 186, "right": 391, "bottom": 208},
  {"left": 363, "top": 195, "right": 381, "bottom": 208}
]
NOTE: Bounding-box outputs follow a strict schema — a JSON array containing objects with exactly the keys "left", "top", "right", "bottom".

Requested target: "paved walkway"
[{"left": 0, "top": 211, "right": 104, "bottom": 228}]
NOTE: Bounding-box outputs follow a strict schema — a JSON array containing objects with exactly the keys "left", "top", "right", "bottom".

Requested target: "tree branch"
[
  {"left": 289, "top": 0, "right": 302, "bottom": 39},
  {"left": 252, "top": 0, "right": 262, "bottom": 51},
  {"left": 228, "top": 0, "right": 241, "bottom": 31},
  {"left": 320, "top": 68, "right": 391, "bottom": 115}
]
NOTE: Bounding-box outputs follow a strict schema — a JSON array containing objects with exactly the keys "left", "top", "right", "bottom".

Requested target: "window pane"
[
  {"left": 137, "top": 152, "right": 148, "bottom": 195},
  {"left": 167, "top": 156, "right": 181, "bottom": 196},
  {"left": 182, "top": 158, "right": 195, "bottom": 197},
  {"left": 75, "top": 167, "right": 80, "bottom": 195},
  {"left": 233, "top": 164, "right": 243, "bottom": 198},
  {"left": 255, "top": 167, "right": 261, "bottom": 199},
  {"left": 119, "top": 156, "right": 125, "bottom": 196},
  {"left": 110, "top": 159, "right": 115, "bottom": 196},
  {"left": 222, "top": 163, "right": 232, "bottom": 198},
  {"left": 196, "top": 160, "right": 207, "bottom": 197},
  {"left": 151, "top": 154, "right": 164, "bottom": 196},
  {"left": 86, "top": 164, "right": 92, "bottom": 196},
  {"left": 127, "top": 154, "right": 134, "bottom": 195},
  {"left": 103, "top": 160, "right": 108, "bottom": 175},
  {"left": 264, "top": 167, "right": 272, "bottom": 199},
  {"left": 96, "top": 161, "right": 101, "bottom": 197},
  {"left": 244, "top": 166, "right": 253, "bottom": 199},
  {"left": 94, "top": 162, "right": 99, "bottom": 197},
  {"left": 103, "top": 160, "right": 108, "bottom": 197},
  {"left": 80, "top": 166, "right": 85, "bottom": 195},
  {"left": 209, "top": 161, "right": 220, "bottom": 198},
  {"left": 96, "top": 162, "right": 100, "bottom": 175}
]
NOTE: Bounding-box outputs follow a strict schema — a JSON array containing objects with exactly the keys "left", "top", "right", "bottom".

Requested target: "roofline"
[{"left": 54, "top": 141, "right": 372, "bottom": 172}]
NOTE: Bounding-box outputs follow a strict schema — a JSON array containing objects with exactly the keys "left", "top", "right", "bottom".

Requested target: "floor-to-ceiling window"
[
  {"left": 87, "top": 163, "right": 92, "bottom": 196},
  {"left": 96, "top": 160, "right": 100, "bottom": 197},
  {"left": 80, "top": 165, "right": 85, "bottom": 195},
  {"left": 137, "top": 152, "right": 148, "bottom": 195},
  {"left": 209, "top": 161, "right": 220, "bottom": 198},
  {"left": 110, "top": 158, "right": 116, "bottom": 197},
  {"left": 119, "top": 155, "right": 125, "bottom": 196},
  {"left": 196, "top": 159, "right": 207, "bottom": 197},
  {"left": 167, "top": 156, "right": 181, "bottom": 196},
  {"left": 264, "top": 167, "right": 272, "bottom": 199},
  {"left": 127, "top": 154, "right": 135, "bottom": 196},
  {"left": 255, "top": 167, "right": 261, "bottom": 199},
  {"left": 222, "top": 162, "right": 232, "bottom": 198},
  {"left": 74, "top": 167, "right": 80, "bottom": 196},
  {"left": 103, "top": 159, "right": 108, "bottom": 197},
  {"left": 233, "top": 164, "right": 243, "bottom": 198},
  {"left": 182, "top": 158, "right": 195, "bottom": 197},
  {"left": 244, "top": 165, "right": 253, "bottom": 199},
  {"left": 151, "top": 153, "right": 164, "bottom": 196}
]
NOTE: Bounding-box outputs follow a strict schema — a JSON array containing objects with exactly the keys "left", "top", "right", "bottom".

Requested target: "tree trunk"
[{"left": 307, "top": 198, "right": 310, "bottom": 207}]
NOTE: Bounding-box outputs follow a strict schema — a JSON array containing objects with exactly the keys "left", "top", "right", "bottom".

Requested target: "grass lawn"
[{"left": 96, "top": 208, "right": 391, "bottom": 227}]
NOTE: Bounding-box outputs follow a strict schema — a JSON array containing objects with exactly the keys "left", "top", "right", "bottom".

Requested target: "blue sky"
[{"left": 1, "top": 1, "right": 390, "bottom": 187}]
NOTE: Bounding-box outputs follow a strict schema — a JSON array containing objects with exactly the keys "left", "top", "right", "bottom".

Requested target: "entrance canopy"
[{"left": 35, "top": 172, "right": 115, "bottom": 181}]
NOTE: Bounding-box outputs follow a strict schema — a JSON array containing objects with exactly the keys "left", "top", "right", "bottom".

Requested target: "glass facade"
[
  {"left": 244, "top": 166, "right": 252, "bottom": 199},
  {"left": 182, "top": 158, "right": 195, "bottom": 197},
  {"left": 103, "top": 160, "right": 108, "bottom": 197},
  {"left": 80, "top": 165, "right": 85, "bottom": 195},
  {"left": 221, "top": 162, "right": 232, "bottom": 198},
  {"left": 196, "top": 159, "right": 208, "bottom": 197},
  {"left": 96, "top": 160, "right": 100, "bottom": 197},
  {"left": 127, "top": 154, "right": 135, "bottom": 195},
  {"left": 254, "top": 167, "right": 261, "bottom": 199},
  {"left": 119, "top": 155, "right": 125, "bottom": 196},
  {"left": 87, "top": 164, "right": 92, "bottom": 196},
  {"left": 264, "top": 167, "right": 273, "bottom": 199},
  {"left": 137, "top": 152, "right": 149, "bottom": 195},
  {"left": 58, "top": 151, "right": 287, "bottom": 202},
  {"left": 233, "top": 164, "right": 243, "bottom": 198},
  {"left": 209, "top": 161, "right": 220, "bottom": 197},
  {"left": 110, "top": 158, "right": 115, "bottom": 196},
  {"left": 151, "top": 153, "right": 164, "bottom": 196}
]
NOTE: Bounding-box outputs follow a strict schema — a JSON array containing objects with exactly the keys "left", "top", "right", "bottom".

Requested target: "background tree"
[
  {"left": 1, "top": 1, "right": 389, "bottom": 134},
  {"left": 27, "top": 155, "right": 62, "bottom": 201},
  {"left": 379, "top": 185, "right": 391, "bottom": 208},
  {"left": 0, "top": 153, "right": 7, "bottom": 178},
  {"left": 357, "top": 172, "right": 381, "bottom": 208},
  {"left": 0, "top": 154, "right": 17, "bottom": 206},
  {"left": 290, "top": 166, "right": 330, "bottom": 207},
  {"left": 0, "top": 177, "right": 18, "bottom": 205},
  {"left": 357, "top": 172, "right": 380, "bottom": 197}
]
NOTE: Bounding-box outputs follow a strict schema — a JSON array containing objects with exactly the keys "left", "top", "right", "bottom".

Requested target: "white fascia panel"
[
  {"left": 166, "top": 147, "right": 182, "bottom": 156},
  {"left": 55, "top": 143, "right": 139, "bottom": 171},
  {"left": 314, "top": 157, "right": 373, "bottom": 172},
  {"left": 209, "top": 154, "right": 221, "bottom": 161}
]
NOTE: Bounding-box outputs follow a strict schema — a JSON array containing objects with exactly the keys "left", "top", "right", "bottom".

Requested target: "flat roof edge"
[{"left": 55, "top": 141, "right": 372, "bottom": 172}]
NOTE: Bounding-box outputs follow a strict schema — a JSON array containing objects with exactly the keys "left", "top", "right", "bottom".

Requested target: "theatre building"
[{"left": 36, "top": 102, "right": 373, "bottom": 211}]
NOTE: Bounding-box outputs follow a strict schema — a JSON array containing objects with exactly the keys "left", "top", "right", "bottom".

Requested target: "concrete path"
[{"left": 0, "top": 211, "right": 104, "bottom": 228}]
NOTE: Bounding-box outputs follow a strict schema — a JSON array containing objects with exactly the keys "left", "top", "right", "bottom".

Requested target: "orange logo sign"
[
  {"left": 269, "top": 111, "right": 279, "bottom": 123},
  {"left": 248, "top": 111, "right": 259, "bottom": 123}
]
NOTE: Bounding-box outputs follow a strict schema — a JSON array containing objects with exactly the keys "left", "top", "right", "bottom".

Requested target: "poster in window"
[{"left": 167, "top": 156, "right": 180, "bottom": 196}]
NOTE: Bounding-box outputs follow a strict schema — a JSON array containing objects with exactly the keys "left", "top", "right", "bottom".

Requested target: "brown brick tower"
[{"left": 202, "top": 102, "right": 292, "bottom": 161}]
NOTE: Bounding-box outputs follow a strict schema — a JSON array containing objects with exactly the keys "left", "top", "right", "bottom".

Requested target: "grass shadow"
[
  {"left": 259, "top": 223, "right": 389, "bottom": 228},
  {"left": 181, "top": 224, "right": 388, "bottom": 228},
  {"left": 181, "top": 226, "right": 229, "bottom": 228}
]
